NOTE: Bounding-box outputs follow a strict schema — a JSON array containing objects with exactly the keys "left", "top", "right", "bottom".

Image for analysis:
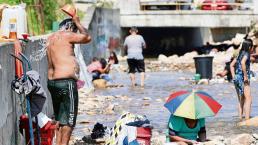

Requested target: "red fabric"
[
  {"left": 198, "top": 94, "right": 222, "bottom": 114},
  {"left": 166, "top": 90, "right": 189, "bottom": 103},
  {"left": 137, "top": 127, "right": 151, "bottom": 145}
]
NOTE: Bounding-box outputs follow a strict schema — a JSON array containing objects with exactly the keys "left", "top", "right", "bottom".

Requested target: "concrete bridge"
[
  {"left": 118, "top": 0, "right": 258, "bottom": 56},
  {"left": 119, "top": 0, "right": 258, "bottom": 28}
]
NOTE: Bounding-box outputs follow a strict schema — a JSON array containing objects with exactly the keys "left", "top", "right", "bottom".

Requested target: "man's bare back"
[
  {"left": 47, "top": 31, "right": 79, "bottom": 80},
  {"left": 47, "top": 16, "right": 91, "bottom": 80}
]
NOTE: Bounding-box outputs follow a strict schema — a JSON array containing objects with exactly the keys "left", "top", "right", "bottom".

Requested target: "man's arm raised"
[{"left": 69, "top": 15, "right": 91, "bottom": 43}]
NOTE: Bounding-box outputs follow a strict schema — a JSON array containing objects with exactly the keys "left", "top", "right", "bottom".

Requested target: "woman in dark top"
[{"left": 230, "top": 38, "right": 253, "bottom": 120}]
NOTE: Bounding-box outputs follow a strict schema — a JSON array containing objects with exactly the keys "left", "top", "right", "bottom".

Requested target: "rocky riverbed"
[{"left": 69, "top": 65, "right": 258, "bottom": 145}]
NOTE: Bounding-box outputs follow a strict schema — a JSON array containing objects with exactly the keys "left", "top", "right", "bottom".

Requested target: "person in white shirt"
[{"left": 124, "top": 26, "right": 146, "bottom": 87}]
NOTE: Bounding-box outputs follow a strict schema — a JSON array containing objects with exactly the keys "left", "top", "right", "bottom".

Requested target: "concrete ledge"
[
  {"left": 121, "top": 10, "right": 255, "bottom": 15},
  {"left": 121, "top": 12, "right": 258, "bottom": 27}
]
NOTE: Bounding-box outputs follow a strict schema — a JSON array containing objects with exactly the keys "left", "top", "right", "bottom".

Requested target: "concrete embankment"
[{"left": 0, "top": 38, "right": 53, "bottom": 145}]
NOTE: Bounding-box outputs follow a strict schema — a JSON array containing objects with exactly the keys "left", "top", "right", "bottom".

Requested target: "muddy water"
[{"left": 73, "top": 71, "right": 258, "bottom": 140}]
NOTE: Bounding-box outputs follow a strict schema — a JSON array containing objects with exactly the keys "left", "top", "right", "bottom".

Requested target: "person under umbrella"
[{"left": 164, "top": 90, "right": 222, "bottom": 145}]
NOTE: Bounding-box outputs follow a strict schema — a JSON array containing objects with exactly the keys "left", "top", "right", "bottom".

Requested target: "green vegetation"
[{"left": 0, "top": 0, "right": 82, "bottom": 35}]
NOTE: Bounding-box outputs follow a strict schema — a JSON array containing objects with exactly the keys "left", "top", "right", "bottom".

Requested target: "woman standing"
[{"left": 230, "top": 38, "right": 253, "bottom": 120}]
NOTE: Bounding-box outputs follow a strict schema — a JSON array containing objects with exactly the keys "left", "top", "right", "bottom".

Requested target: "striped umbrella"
[{"left": 164, "top": 90, "right": 222, "bottom": 119}]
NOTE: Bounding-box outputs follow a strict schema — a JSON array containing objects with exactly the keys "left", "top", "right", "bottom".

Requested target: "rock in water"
[
  {"left": 158, "top": 54, "right": 170, "bottom": 63},
  {"left": 229, "top": 134, "right": 256, "bottom": 145},
  {"left": 103, "top": 104, "right": 115, "bottom": 115},
  {"left": 252, "top": 134, "right": 258, "bottom": 140},
  {"left": 203, "top": 140, "right": 225, "bottom": 145},
  {"left": 238, "top": 117, "right": 258, "bottom": 126},
  {"left": 93, "top": 79, "right": 107, "bottom": 88},
  {"left": 151, "top": 135, "right": 166, "bottom": 145}
]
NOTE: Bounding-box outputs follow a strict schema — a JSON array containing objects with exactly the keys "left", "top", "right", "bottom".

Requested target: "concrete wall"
[
  {"left": 254, "top": 0, "right": 258, "bottom": 14},
  {"left": 0, "top": 37, "right": 53, "bottom": 145},
  {"left": 81, "top": 7, "right": 121, "bottom": 64}
]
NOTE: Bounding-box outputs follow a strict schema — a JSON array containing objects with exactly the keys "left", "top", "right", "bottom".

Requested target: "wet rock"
[
  {"left": 152, "top": 131, "right": 160, "bottom": 137},
  {"left": 229, "top": 134, "right": 256, "bottom": 145},
  {"left": 121, "top": 95, "right": 129, "bottom": 100},
  {"left": 238, "top": 117, "right": 258, "bottom": 126},
  {"left": 151, "top": 135, "right": 166, "bottom": 145},
  {"left": 93, "top": 79, "right": 107, "bottom": 88},
  {"left": 79, "top": 121, "right": 93, "bottom": 125},
  {"left": 143, "top": 97, "right": 151, "bottom": 100},
  {"left": 252, "top": 134, "right": 258, "bottom": 140},
  {"left": 103, "top": 104, "right": 115, "bottom": 115},
  {"left": 86, "top": 111, "right": 97, "bottom": 115},
  {"left": 158, "top": 54, "right": 171, "bottom": 63},
  {"left": 198, "top": 79, "right": 209, "bottom": 85},
  {"left": 143, "top": 102, "right": 150, "bottom": 106},
  {"left": 155, "top": 99, "right": 162, "bottom": 102},
  {"left": 179, "top": 77, "right": 186, "bottom": 80},
  {"left": 211, "top": 136, "right": 225, "bottom": 142},
  {"left": 203, "top": 136, "right": 225, "bottom": 145},
  {"left": 106, "top": 95, "right": 115, "bottom": 100},
  {"left": 203, "top": 140, "right": 224, "bottom": 145}
]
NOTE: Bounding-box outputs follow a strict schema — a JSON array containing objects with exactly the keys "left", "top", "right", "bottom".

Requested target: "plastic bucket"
[
  {"left": 194, "top": 73, "right": 201, "bottom": 81},
  {"left": 194, "top": 56, "right": 213, "bottom": 79},
  {"left": 136, "top": 127, "right": 152, "bottom": 145},
  {"left": 19, "top": 115, "right": 56, "bottom": 145}
]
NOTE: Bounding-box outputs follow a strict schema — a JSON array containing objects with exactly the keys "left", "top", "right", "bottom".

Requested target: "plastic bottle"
[{"left": 9, "top": 18, "right": 17, "bottom": 39}]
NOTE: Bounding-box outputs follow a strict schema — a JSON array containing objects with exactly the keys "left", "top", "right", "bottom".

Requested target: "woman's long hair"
[
  {"left": 109, "top": 51, "right": 119, "bottom": 64},
  {"left": 240, "top": 38, "right": 253, "bottom": 53}
]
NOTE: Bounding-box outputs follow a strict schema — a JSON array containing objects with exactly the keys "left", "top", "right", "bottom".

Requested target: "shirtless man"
[{"left": 47, "top": 15, "right": 91, "bottom": 145}]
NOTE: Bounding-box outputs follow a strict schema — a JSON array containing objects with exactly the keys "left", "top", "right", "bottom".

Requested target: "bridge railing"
[{"left": 139, "top": 0, "right": 254, "bottom": 11}]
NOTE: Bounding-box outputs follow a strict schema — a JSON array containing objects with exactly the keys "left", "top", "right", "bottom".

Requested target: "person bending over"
[{"left": 168, "top": 115, "right": 207, "bottom": 145}]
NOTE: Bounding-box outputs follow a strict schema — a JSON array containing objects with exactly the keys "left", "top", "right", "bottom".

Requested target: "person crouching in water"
[
  {"left": 168, "top": 115, "right": 207, "bottom": 145},
  {"left": 47, "top": 16, "right": 91, "bottom": 145},
  {"left": 230, "top": 38, "right": 253, "bottom": 120}
]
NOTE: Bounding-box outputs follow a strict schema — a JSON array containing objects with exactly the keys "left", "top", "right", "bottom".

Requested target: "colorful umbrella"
[{"left": 164, "top": 90, "right": 222, "bottom": 119}]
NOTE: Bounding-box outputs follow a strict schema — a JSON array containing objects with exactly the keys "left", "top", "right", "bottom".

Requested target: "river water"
[{"left": 72, "top": 70, "right": 258, "bottom": 141}]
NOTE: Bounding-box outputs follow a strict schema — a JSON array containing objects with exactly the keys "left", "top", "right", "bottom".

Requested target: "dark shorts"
[
  {"left": 47, "top": 78, "right": 78, "bottom": 127},
  {"left": 127, "top": 59, "right": 145, "bottom": 73}
]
